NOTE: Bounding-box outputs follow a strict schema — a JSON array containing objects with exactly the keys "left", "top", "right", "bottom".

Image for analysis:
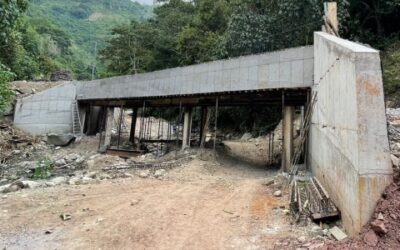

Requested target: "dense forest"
[
  {"left": 100, "top": 0, "right": 400, "bottom": 104},
  {"left": 0, "top": 0, "right": 151, "bottom": 82},
  {"left": 0, "top": 0, "right": 399, "bottom": 123}
]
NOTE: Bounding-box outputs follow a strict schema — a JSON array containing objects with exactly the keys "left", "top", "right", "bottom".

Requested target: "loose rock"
[
  {"left": 22, "top": 180, "right": 42, "bottom": 189},
  {"left": 64, "top": 153, "right": 80, "bottom": 164},
  {"left": 138, "top": 170, "right": 150, "bottom": 178},
  {"left": 273, "top": 190, "right": 282, "bottom": 197},
  {"left": 68, "top": 177, "right": 81, "bottom": 185},
  {"left": 54, "top": 159, "right": 67, "bottom": 167},
  {"left": 263, "top": 178, "right": 274, "bottom": 186},
  {"left": 363, "top": 230, "right": 378, "bottom": 247},
  {"left": 240, "top": 132, "right": 252, "bottom": 141},
  {"left": 370, "top": 219, "right": 387, "bottom": 235},
  {"left": 154, "top": 169, "right": 166, "bottom": 178}
]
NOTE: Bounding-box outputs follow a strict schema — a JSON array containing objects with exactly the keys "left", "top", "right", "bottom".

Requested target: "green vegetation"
[
  {"left": 0, "top": 64, "right": 15, "bottom": 115},
  {"left": 101, "top": 0, "right": 400, "bottom": 104},
  {"left": 33, "top": 158, "right": 53, "bottom": 179},
  {"left": 0, "top": 0, "right": 152, "bottom": 81},
  {"left": 383, "top": 42, "right": 400, "bottom": 105}
]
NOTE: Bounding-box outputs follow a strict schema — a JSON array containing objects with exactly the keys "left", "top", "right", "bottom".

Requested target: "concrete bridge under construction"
[{"left": 13, "top": 32, "right": 392, "bottom": 236}]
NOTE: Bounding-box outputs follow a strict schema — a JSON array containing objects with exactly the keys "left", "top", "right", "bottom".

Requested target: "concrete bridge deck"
[{"left": 76, "top": 46, "right": 313, "bottom": 101}]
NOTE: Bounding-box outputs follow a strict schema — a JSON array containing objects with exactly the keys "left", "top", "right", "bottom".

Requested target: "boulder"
[
  {"left": 138, "top": 170, "right": 150, "bottom": 178},
  {"left": 154, "top": 169, "right": 166, "bottom": 178},
  {"left": 75, "top": 157, "right": 85, "bottom": 165},
  {"left": 86, "top": 172, "right": 98, "bottom": 179},
  {"left": 54, "top": 159, "right": 67, "bottom": 167},
  {"left": 64, "top": 153, "right": 80, "bottom": 163},
  {"left": 47, "top": 176, "right": 67, "bottom": 186},
  {"left": 47, "top": 133, "right": 75, "bottom": 147},
  {"left": 68, "top": 177, "right": 81, "bottom": 185},
  {"left": 81, "top": 176, "right": 93, "bottom": 185},
  {"left": 22, "top": 180, "right": 43, "bottom": 189},
  {"left": 240, "top": 132, "right": 252, "bottom": 141}
]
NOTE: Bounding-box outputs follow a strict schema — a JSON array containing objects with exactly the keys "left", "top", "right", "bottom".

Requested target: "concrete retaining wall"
[
  {"left": 76, "top": 46, "right": 314, "bottom": 100},
  {"left": 14, "top": 82, "right": 76, "bottom": 135},
  {"left": 308, "top": 32, "right": 392, "bottom": 235}
]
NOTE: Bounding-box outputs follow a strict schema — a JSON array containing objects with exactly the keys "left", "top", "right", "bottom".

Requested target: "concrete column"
[
  {"left": 182, "top": 107, "right": 192, "bottom": 149},
  {"left": 282, "top": 106, "right": 294, "bottom": 172},
  {"left": 129, "top": 108, "right": 138, "bottom": 143},
  {"left": 104, "top": 107, "right": 114, "bottom": 147}
]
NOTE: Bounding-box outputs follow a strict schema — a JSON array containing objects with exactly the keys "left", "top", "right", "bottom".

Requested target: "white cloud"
[{"left": 132, "top": 0, "right": 154, "bottom": 5}]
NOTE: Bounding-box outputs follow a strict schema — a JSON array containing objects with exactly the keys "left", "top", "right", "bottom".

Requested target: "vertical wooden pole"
[
  {"left": 129, "top": 108, "right": 138, "bottom": 143},
  {"left": 213, "top": 97, "right": 219, "bottom": 156},
  {"left": 323, "top": 2, "right": 339, "bottom": 36}
]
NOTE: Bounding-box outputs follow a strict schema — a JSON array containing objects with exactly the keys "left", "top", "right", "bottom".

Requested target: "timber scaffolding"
[{"left": 92, "top": 88, "right": 305, "bottom": 160}]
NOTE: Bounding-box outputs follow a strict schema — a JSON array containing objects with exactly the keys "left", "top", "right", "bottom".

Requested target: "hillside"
[{"left": 27, "top": 0, "right": 153, "bottom": 79}]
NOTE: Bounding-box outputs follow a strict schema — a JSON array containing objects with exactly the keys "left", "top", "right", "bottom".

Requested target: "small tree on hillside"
[{"left": 0, "top": 64, "right": 15, "bottom": 115}]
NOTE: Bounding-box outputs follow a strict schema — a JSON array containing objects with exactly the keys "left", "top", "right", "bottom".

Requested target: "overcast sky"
[{"left": 133, "top": 0, "right": 154, "bottom": 5}]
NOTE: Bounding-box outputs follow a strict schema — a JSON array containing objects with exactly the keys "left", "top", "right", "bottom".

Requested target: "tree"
[{"left": 0, "top": 64, "right": 15, "bottom": 115}]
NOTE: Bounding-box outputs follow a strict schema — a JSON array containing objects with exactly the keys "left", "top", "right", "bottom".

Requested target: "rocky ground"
[
  {"left": 1, "top": 103, "right": 399, "bottom": 249},
  {"left": 0, "top": 145, "right": 331, "bottom": 250}
]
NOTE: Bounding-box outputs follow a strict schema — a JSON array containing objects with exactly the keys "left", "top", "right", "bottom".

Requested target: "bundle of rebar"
[{"left": 290, "top": 177, "right": 339, "bottom": 223}]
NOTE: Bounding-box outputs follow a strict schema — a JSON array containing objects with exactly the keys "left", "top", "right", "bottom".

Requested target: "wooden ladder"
[{"left": 71, "top": 100, "right": 82, "bottom": 138}]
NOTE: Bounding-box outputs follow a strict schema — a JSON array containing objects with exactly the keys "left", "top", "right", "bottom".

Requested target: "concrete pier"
[
  {"left": 104, "top": 107, "right": 114, "bottom": 147},
  {"left": 182, "top": 107, "right": 193, "bottom": 149},
  {"left": 282, "top": 106, "right": 294, "bottom": 172}
]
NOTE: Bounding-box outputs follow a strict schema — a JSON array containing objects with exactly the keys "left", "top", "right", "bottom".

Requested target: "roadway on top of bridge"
[{"left": 76, "top": 46, "right": 314, "bottom": 101}]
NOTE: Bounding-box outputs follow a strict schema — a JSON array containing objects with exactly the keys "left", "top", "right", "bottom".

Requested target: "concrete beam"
[
  {"left": 76, "top": 46, "right": 314, "bottom": 101},
  {"left": 182, "top": 107, "right": 193, "bottom": 149},
  {"left": 282, "top": 106, "right": 294, "bottom": 172}
]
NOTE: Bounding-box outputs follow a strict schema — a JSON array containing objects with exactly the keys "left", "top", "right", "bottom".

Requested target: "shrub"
[
  {"left": 0, "top": 64, "right": 15, "bottom": 115},
  {"left": 33, "top": 158, "right": 54, "bottom": 179}
]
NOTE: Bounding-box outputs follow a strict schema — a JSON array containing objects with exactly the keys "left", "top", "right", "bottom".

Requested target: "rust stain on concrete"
[{"left": 357, "top": 76, "right": 379, "bottom": 96}]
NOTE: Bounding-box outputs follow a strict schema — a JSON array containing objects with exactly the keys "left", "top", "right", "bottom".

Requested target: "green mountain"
[{"left": 27, "top": 0, "right": 153, "bottom": 79}]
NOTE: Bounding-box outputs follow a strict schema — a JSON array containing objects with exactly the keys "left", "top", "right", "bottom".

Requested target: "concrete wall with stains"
[
  {"left": 308, "top": 32, "right": 392, "bottom": 236},
  {"left": 14, "top": 82, "right": 77, "bottom": 135}
]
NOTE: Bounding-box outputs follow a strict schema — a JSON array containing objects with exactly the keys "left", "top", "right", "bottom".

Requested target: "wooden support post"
[
  {"left": 323, "top": 2, "right": 339, "bottom": 36},
  {"left": 213, "top": 97, "right": 219, "bottom": 156},
  {"left": 129, "top": 108, "right": 138, "bottom": 143},
  {"left": 117, "top": 106, "right": 124, "bottom": 149},
  {"left": 199, "top": 107, "right": 208, "bottom": 147}
]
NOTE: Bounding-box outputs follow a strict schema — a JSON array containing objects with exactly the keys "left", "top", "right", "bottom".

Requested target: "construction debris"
[
  {"left": 290, "top": 177, "right": 339, "bottom": 223},
  {"left": 329, "top": 226, "right": 348, "bottom": 241}
]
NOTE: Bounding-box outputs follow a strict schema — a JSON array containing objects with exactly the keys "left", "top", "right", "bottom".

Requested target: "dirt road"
[{"left": 0, "top": 157, "right": 309, "bottom": 250}]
